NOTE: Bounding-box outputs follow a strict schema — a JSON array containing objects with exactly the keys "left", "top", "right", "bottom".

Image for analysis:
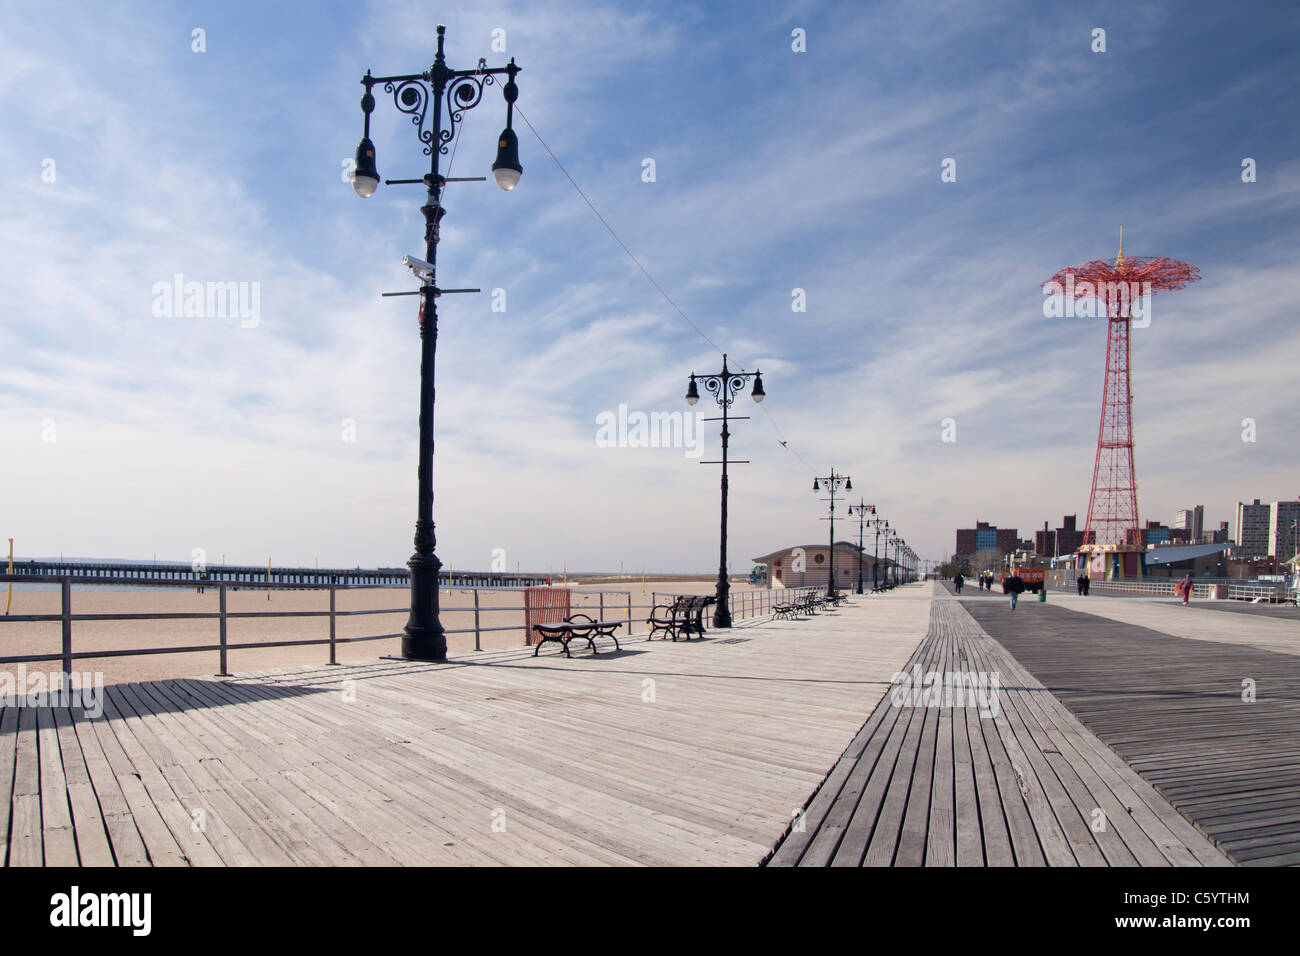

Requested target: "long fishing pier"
[{"left": 3, "top": 560, "right": 546, "bottom": 589}]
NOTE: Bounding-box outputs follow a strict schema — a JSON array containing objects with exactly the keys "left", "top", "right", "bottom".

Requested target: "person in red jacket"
[{"left": 1177, "top": 573, "right": 1193, "bottom": 605}]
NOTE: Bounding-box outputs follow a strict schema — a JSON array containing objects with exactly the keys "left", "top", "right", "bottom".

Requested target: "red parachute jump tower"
[{"left": 1046, "top": 228, "right": 1200, "bottom": 579}]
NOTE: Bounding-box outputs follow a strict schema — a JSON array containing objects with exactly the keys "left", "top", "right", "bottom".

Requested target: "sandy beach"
[{"left": 0, "top": 579, "right": 769, "bottom": 685}]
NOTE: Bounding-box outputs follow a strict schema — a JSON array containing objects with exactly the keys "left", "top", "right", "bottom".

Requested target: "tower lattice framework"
[
  {"left": 1047, "top": 232, "right": 1200, "bottom": 550},
  {"left": 1087, "top": 306, "right": 1141, "bottom": 548}
]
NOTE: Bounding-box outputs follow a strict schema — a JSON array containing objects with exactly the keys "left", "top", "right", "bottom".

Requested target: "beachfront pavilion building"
[
  {"left": 1142, "top": 542, "right": 1230, "bottom": 578},
  {"left": 751, "top": 542, "right": 885, "bottom": 589}
]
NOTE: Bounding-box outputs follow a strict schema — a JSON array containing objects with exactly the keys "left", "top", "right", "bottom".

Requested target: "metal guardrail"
[
  {"left": 2, "top": 576, "right": 876, "bottom": 676},
  {"left": 0, "top": 575, "right": 641, "bottom": 675},
  {"left": 1087, "top": 579, "right": 1290, "bottom": 602},
  {"left": 1226, "top": 583, "right": 1291, "bottom": 603},
  {"left": 1, "top": 566, "right": 913, "bottom": 678}
]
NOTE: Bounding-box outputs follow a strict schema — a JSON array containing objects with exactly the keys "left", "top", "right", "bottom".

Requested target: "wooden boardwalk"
[
  {"left": 0, "top": 589, "right": 933, "bottom": 866},
  {"left": 767, "top": 592, "right": 1231, "bottom": 866},
  {"left": 965, "top": 598, "right": 1300, "bottom": 866}
]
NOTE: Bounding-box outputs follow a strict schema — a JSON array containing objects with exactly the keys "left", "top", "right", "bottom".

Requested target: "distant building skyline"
[{"left": 955, "top": 522, "right": 1018, "bottom": 560}]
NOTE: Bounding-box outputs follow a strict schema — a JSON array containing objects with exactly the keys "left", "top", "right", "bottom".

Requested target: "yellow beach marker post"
[{"left": 5, "top": 538, "right": 13, "bottom": 614}]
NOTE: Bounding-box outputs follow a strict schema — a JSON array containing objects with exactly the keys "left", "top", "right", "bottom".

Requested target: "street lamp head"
[
  {"left": 685, "top": 376, "right": 700, "bottom": 406},
  {"left": 352, "top": 136, "right": 380, "bottom": 198},
  {"left": 751, "top": 372, "right": 765, "bottom": 403},
  {"left": 492, "top": 127, "right": 522, "bottom": 191},
  {"left": 812, "top": 478, "right": 820, "bottom": 492},
  {"left": 845, "top": 478, "right": 852, "bottom": 491}
]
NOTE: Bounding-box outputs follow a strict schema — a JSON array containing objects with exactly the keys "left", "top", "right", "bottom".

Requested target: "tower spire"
[{"left": 1116, "top": 224, "right": 1124, "bottom": 269}]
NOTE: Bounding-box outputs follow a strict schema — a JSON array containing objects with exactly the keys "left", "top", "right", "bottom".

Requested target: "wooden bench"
[
  {"left": 647, "top": 595, "right": 691, "bottom": 641},
  {"left": 681, "top": 595, "right": 716, "bottom": 639},
  {"left": 774, "top": 591, "right": 822, "bottom": 619},
  {"left": 531, "top": 613, "right": 623, "bottom": 658},
  {"left": 646, "top": 594, "right": 715, "bottom": 641}
]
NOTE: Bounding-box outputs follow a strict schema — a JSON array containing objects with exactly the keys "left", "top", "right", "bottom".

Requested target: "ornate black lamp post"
[
  {"left": 871, "top": 517, "right": 888, "bottom": 590},
  {"left": 687, "top": 354, "right": 765, "bottom": 628},
  {"left": 351, "top": 25, "right": 523, "bottom": 661},
  {"left": 813, "top": 469, "right": 852, "bottom": 598},
  {"left": 848, "top": 500, "right": 875, "bottom": 594},
  {"left": 885, "top": 531, "right": 898, "bottom": 586}
]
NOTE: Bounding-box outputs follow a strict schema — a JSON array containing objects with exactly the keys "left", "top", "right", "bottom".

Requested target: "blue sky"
[{"left": 3, "top": 0, "right": 1298, "bottom": 572}]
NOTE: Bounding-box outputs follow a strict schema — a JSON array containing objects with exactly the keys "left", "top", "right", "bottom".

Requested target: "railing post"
[
  {"left": 60, "top": 577, "right": 72, "bottom": 688},
  {"left": 473, "top": 588, "right": 481, "bottom": 652},
  {"left": 329, "top": 586, "right": 337, "bottom": 664},
  {"left": 626, "top": 591, "right": 632, "bottom": 637},
  {"left": 218, "top": 585, "right": 229, "bottom": 676},
  {"left": 599, "top": 592, "right": 605, "bottom": 623}
]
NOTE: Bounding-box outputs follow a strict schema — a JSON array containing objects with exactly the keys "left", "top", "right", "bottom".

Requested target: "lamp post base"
[
  {"left": 401, "top": 628, "right": 447, "bottom": 661},
  {"left": 404, "top": 551, "right": 447, "bottom": 661},
  {"left": 713, "top": 578, "right": 732, "bottom": 629}
]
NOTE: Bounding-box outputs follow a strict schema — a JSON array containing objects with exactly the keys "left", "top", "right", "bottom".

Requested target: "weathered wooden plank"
[
  {"left": 963, "top": 683, "right": 1014, "bottom": 866},
  {"left": 0, "top": 706, "right": 18, "bottom": 865},
  {"left": 68, "top": 707, "right": 153, "bottom": 866},
  {"left": 925, "top": 712, "right": 956, "bottom": 867},
  {"left": 9, "top": 708, "right": 42, "bottom": 866},
  {"left": 951, "top": 688, "right": 985, "bottom": 866},
  {"left": 35, "top": 706, "right": 78, "bottom": 866},
  {"left": 822, "top": 612, "right": 949, "bottom": 866},
  {"left": 51, "top": 708, "right": 115, "bottom": 866},
  {"left": 859, "top": 678, "right": 929, "bottom": 866},
  {"left": 96, "top": 688, "right": 216, "bottom": 865},
  {"left": 963, "top": 597, "right": 1291, "bottom": 866}
]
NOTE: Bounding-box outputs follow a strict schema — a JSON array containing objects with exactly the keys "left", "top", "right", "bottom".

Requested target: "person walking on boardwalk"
[
  {"left": 1006, "top": 569, "right": 1026, "bottom": 610},
  {"left": 1081, "top": 573, "right": 1090, "bottom": 596},
  {"left": 1177, "top": 572, "right": 1193, "bottom": 605},
  {"left": 1076, "top": 574, "right": 1084, "bottom": 595},
  {"left": 954, "top": 572, "right": 964, "bottom": 595}
]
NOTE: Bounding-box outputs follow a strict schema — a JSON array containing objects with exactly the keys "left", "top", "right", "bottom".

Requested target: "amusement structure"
[{"left": 1046, "top": 229, "right": 1200, "bottom": 578}]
